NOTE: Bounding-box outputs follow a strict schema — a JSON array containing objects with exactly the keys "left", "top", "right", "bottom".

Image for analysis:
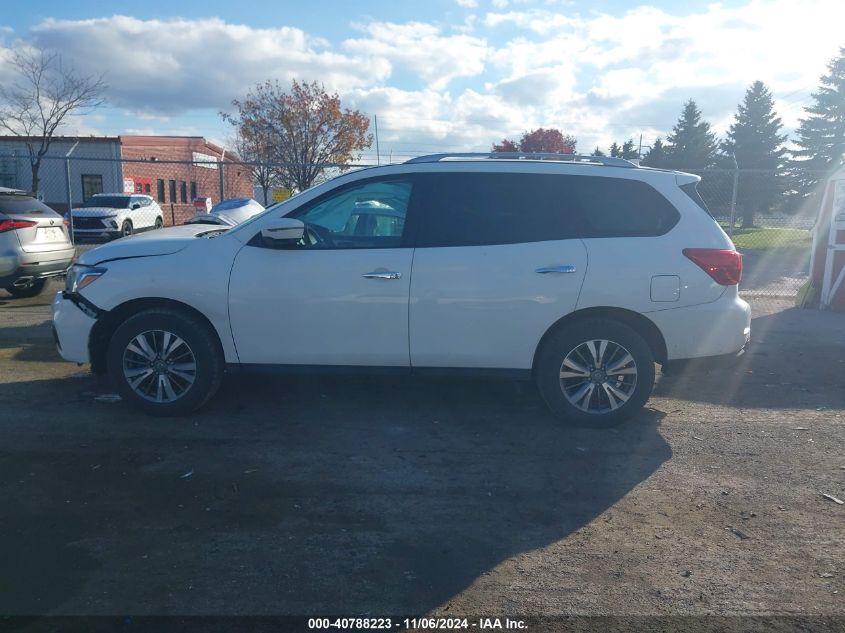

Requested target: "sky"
[{"left": 0, "top": 0, "right": 842, "bottom": 162}]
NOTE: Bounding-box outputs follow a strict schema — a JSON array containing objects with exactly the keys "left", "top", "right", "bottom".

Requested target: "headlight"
[{"left": 65, "top": 265, "right": 107, "bottom": 293}]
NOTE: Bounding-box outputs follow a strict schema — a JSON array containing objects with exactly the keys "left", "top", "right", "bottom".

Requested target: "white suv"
[
  {"left": 70, "top": 193, "right": 164, "bottom": 240},
  {"left": 52, "top": 153, "right": 750, "bottom": 424}
]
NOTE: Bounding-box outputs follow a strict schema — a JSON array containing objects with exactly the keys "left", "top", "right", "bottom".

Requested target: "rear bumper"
[
  {"left": 662, "top": 341, "right": 749, "bottom": 374},
  {"left": 648, "top": 291, "right": 751, "bottom": 362},
  {"left": 0, "top": 256, "right": 74, "bottom": 288},
  {"left": 52, "top": 291, "right": 99, "bottom": 363}
]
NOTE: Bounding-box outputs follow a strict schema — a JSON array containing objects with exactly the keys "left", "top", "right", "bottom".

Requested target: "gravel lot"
[{"left": 1, "top": 280, "right": 843, "bottom": 629}]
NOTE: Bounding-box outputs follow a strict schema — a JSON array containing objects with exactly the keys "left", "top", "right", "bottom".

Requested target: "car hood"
[
  {"left": 184, "top": 212, "right": 237, "bottom": 226},
  {"left": 72, "top": 207, "right": 124, "bottom": 217},
  {"left": 77, "top": 224, "right": 222, "bottom": 265}
]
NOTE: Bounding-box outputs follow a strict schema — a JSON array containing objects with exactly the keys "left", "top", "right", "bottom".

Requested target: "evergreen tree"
[
  {"left": 722, "top": 81, "right": 788, "bottom": 226},
  {"left": 608, "top": 141, "right": 621, "bottom": 158},
  {"left": 790, "top": 46, "right": 845, "bottom": 205},
  {"left": 665, "top": 100, "right": 718, "bottom": 169},
  {"left": 642, "top": 138, "right": 669, "bottom": 168},
  {"left": 591, "top": 146, "right": 605, "bottom": 157},
  {"left": 620, "top": 138, "right": 639, "bottom": 159}
]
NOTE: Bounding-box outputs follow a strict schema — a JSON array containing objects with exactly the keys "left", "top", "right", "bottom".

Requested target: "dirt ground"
[{"left": 0, "top": 280, "right": 843, "bottom": 630}]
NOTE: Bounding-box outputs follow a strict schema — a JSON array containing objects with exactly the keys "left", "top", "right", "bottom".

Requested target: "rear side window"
[
  {"left": 415, "top": 173, "right": 580, "bottom": 247},
  {"left": 0, "top": 195, "right": 55, "bottom": 215},
  {"left": 415, "top": 172, "right": 678, "bottom": 247},
  {"left": 575, "top": 177, "right": 680, "bottom": 237},
  {"left": 680, "top": 182, "right": 713, "bottom": 217}
]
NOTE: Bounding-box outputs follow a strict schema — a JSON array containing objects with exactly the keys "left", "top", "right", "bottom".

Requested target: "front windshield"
[{"left": 83, "top": 196, "right": 131, "bottom": 208}]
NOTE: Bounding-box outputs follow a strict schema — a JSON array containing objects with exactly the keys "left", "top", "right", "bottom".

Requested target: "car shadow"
[{"left": 0, "top": 372, "right": 669, "bottom": 616}]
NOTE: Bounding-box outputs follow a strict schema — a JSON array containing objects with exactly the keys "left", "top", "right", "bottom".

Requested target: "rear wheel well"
[
  {"left": 532, "top": 307, "right": 667, "bottom": 372},
  {"left": 89, "top": 298, "right": 222, "bottom": 374}
]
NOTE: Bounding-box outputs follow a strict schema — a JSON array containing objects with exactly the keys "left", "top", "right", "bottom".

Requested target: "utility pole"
[
  {"left": 218, "top": 148, "right": 226, "bottom": 203},
  {"left": 65, "top": 140, "right": 80, "bottom": 245},
  {"left": 729, "top": 152, "right": 739, "bottom": 238},
  {"left": 374, "top": 115, "right": 381, "bottom": 166}
]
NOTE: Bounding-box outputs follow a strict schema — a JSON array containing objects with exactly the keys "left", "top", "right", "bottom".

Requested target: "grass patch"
[{"left": 718, "top": 223, "right": 811, "bottom": 251}]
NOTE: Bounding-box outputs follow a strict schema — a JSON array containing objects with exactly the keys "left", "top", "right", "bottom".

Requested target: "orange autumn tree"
[{"left": 224, "top": 80, "right": 372, "bottom": 192}]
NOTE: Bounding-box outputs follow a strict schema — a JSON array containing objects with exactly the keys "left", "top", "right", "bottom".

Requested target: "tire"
[
  {"left": 535, "top": 319, "right": 655, "bottom": 427},
  {"left": 154, "top": 216, "right": 164, "bottom": 229},
  {"left": 107, "top": 307, "right": 225, "bottom": 416},
  {"left": 120, "top": 220, "right": 133, "bottom": 237},
  {"left": 5, "top": 279, "right": 47, "bottom": 298}
]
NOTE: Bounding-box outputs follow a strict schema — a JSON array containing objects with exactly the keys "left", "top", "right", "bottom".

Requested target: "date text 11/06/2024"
[{"left": 307, "top": 617, "right": 528, "bottom": 630}]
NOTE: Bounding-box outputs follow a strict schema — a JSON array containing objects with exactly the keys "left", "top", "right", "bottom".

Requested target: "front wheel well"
[
  {"left": 89, "top": 298, "right": 222, "bottom": 374},
  {"left": 532, "top": 307, "right": 668, "bottom": 372}
]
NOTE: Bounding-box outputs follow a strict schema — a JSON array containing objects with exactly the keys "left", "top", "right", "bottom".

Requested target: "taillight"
[
  {"left": 63, "top": 217, "right": 70, "bottom": 228},
  {"left": 683, "top": 248, "right": 742, "bottom": 285},
  {"left": 0, "top": 218, "right": 37, "bottom": 233}
]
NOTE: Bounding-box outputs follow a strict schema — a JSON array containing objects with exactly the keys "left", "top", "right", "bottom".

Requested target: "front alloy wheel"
[
  {"left": 107, "top": 307, "right": 224, "bottom": 415},
  {"left": 122, "top": 330, "right": 197, "bottom": 403}
]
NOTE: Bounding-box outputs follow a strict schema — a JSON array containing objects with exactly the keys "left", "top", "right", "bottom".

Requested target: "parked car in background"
[
  {"left": 184, "top": 197, "right": 265, "bottom": 227},
  {"left": 70, "top": 194, "right": 164, "bottom": 240},
  {"left": 53, "top": 152, "right": 750, "bottom": 423},
  {"left": 1, "top": 187, "right": 74, "bottom": 298}
]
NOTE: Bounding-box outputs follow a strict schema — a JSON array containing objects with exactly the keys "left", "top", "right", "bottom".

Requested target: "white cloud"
[
  {"left": 343, "top": 21, "right": 489, "bottom": 90},
  {"left": 1, "top": 2, "right": 840, "bottom": 155},
  {"left": 455, "top": 0, "right": 478, "bottom": 7},
  {"left": 27, "top": 16, "right": 391, "bottom": 114}
]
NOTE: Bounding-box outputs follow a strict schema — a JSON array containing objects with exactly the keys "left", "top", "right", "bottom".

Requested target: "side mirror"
[
  {"left": 259, "top": 218, "right": 305, "bottom": 247},
  {"left": 131, "top": 203, "right": 141, "bottom": 210}
]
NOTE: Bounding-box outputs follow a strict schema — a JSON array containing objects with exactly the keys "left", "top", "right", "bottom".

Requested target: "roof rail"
[{"left": 404, "top": 152, "right": 637, "bottom": 168}]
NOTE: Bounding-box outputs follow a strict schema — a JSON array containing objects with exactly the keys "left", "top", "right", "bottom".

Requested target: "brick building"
[{"left": 0, "top": 135, "right": 254, "bottom": 225}]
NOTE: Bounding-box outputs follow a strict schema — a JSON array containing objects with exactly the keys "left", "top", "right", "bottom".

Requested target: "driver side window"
[{"left": 291, "top": 178, "right": 412, "bottom": 249}]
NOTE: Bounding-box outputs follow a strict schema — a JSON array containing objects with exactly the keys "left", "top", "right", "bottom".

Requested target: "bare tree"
[
  {"left": 228, "top": 129, "right": 284, "bottom": 206},
  {"left": 0, "top": 49, "right": 106, "bottom": 196}
]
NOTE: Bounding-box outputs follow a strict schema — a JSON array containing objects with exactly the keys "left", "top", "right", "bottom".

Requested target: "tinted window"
[
  {"left": 157, "top": 179, "right": 165, "bottom": 202},
  {"left": 0, "top": 195, "right": 56, "bottom": 216},
  {"left": 680, "top": 182, "right": 713, "bottom": 217},
  {"left": 577, "top": 177, "right": 679, "bottom": 237},
  {"left": 415, "top": 173, "right": 580, "bottom": 248},
  {"left": 83, "top": 195, "right": 131, "bottom": 208},
  {"left": 416, "top": 172, "right": 678, "bottom": 247}
]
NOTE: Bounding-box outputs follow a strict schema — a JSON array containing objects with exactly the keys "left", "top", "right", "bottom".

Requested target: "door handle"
[
  {"left": 535, "top": 265, "right": 577, "bottom": 274},
  {"left": 363, "top": 271, "right": 402, "bottom": 280}
]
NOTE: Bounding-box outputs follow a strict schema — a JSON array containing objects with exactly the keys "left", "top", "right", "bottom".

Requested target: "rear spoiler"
[{"left": 675, "top": 172, "right": 701, "bottom": 186}]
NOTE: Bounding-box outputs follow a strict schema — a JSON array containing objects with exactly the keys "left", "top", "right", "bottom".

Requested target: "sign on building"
[
  {"left": 192, "top": 152, "right": 218, "bottom": 169},
  {"left": 271, "top": 187, "right": 292, "bottom": 202}
]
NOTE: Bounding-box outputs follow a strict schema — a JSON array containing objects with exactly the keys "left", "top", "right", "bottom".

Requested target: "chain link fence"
[
  {"left": 0, "top": 153, "right": 820, "bottom": 306},
  {"left": 693, "top": 168, "right": 820, "bottom": 306}
]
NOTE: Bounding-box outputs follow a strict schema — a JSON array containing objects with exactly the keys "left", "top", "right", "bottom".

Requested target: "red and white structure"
[{"left": 810, "top": 166, "right": 845, "bottom": 311}]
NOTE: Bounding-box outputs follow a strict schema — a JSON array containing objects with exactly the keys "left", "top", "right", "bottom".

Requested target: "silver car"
[{"left": 0, "top": 187, "right": 75, "bottom": 298}]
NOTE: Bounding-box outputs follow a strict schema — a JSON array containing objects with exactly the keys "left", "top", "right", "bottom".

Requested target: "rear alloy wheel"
[
  {"left": 154, "top": 216, "right": 164, "bottom": 229},
  {"left": 5, "top": 279, "right": 47, "bottom": 298},
  {"left": 107, "top": 308, "right": 224, "bottom": 415},
  {"left": 536, "top": 319, "right": 655, "bottom": 426},
  {"left": 120, "top": 220, "right": 133, "bottom": 237}
]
